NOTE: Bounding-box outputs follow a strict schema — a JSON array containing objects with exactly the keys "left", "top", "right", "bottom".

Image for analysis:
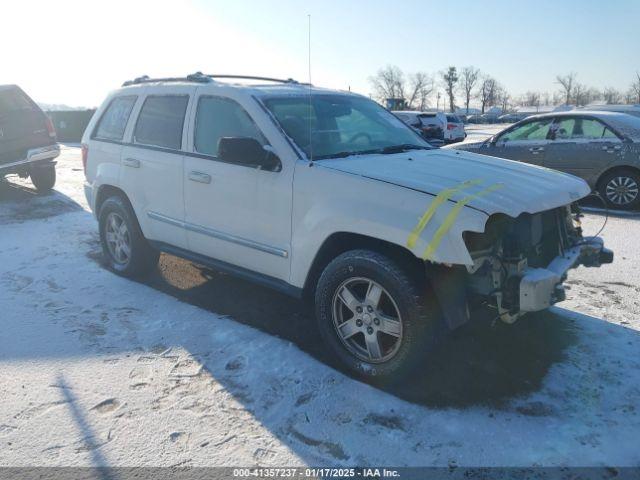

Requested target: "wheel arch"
[
  {"left": 95, "top": 184, "right": 135, "bottom": 217},
  {"left": 596, "top": 164, "right": 640, "bottom": 190},
  {"left": 301, "top": 231, "right": 426, "bottom": 303}
]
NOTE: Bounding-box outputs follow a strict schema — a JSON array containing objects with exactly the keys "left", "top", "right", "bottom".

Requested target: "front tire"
[
  {"left": 98, "top": 196, "right": 159, "bottom": 277},
  {"left": 315, "top": 249, "right": 442, "bottom": 383},
  {"left": 598, "top": 169, "right": 640, "bottom": 210},
  {"left": 30, "top": 164, "right": 56, "bottom": 192}
]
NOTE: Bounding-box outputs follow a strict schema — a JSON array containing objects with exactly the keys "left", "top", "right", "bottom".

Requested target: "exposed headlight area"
[{"left": 462, "top": 205, "right": 611, "bottom": 323}]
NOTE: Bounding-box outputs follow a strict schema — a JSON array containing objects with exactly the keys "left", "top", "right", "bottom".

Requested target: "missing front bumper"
[{"left": 519, "top": 237, "right": 613, "bottom": 312}]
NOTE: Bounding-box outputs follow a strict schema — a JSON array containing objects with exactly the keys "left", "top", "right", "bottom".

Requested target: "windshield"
[{"left": 262, "top": 94, "right": 431, "bottom": 159}]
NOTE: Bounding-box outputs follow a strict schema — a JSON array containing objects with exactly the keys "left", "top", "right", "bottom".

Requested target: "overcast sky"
[{"left": 2, "top": 0, "right": 639, "bottom": 107}]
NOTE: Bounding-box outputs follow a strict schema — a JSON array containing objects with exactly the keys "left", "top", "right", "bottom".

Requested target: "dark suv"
[{"left": 0, "top": 85, "right": 59, "bottom": 192}]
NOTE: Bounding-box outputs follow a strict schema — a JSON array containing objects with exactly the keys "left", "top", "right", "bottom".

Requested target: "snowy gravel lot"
[{"left": 0, "top": 144, "right": 639, "bottom": 468}]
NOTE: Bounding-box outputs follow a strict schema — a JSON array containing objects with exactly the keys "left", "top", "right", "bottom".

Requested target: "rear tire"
[
  {"left": 598, "top": 169, "right": 640, "bottom": 210},
  {"left": 30, "top": 164, "right": 56, "bottom": 192},
  {"left": 315, "top": 249, "right": 443, "bottom": 384},
  {"left": 98, "top": 196, "right": 159, "bottom": 277}
]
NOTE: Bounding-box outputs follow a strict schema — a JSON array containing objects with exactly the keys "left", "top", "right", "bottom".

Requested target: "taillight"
[
  {"left": 81, "top": 144, "right": 88, "bottom": 176},
  {"left": 45, "top": 116, "right": 56, "bottom": 138},
  {"left": 447, "top": 123, "right": 456, "bottom": 130}
]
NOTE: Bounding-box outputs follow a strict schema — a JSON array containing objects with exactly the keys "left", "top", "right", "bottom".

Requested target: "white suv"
[{"left": 82, "top": 73, "right": 612, "bottom": 382}]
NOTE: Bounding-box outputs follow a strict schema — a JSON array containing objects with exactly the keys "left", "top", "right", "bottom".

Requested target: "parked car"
[
  {"left": 0, "top": 85, "right": 59, "bottom": 191},
  {"left": 465, "top": 114, "right": 485, "bottom": 124},
  {"left": 82, "top": 74, "right": 612, "bottom": 383},
  {"left": 393, "top": 110, "right": 445, "bottom": 145},
  {"left": 578, "top": 104, "right": 640, "bottom": 118},
  {"left": 498, "top": 113, "right": 526, "bottom": 123},
  {"left": 450, "top": 111, "right": 640, "bottom": 209},
  {"left": 444, "top": 114, "right": 466, "bottom": 143}
]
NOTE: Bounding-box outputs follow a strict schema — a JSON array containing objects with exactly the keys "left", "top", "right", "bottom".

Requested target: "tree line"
[{"left": 369, "top": 66, "right": 640, "bottom": 113}]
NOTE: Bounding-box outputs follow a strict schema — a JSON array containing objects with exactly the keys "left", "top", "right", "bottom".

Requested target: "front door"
[
  {"left": 486, "top": 117, "right": 553, "bottom": 166},
  {"left": 183, "top": 93, "right": 293, "bottom": 281}
]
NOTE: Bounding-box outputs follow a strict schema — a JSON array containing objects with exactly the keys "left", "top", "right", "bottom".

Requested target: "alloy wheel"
[
  {"left": 332, "top": 277, "right": 403, "bottom": 363},
  {"left": 105, "top": 212, "right": 131, "bottom": 265},
  {"left": 605, "top": 176, "right": 639, "bottom": 206}
]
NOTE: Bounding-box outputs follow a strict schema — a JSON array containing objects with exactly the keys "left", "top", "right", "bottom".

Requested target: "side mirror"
[{"left": 218, "top": 137, "right": 281, "bottom": 171}]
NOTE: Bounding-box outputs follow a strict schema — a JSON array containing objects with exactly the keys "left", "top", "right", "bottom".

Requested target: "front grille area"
[{"left": 464, "top": 207, "right": 574, "bottom": 268}]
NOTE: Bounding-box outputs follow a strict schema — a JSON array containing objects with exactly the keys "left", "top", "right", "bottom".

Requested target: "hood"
[
  {"left": 446, "top": 141, "right": 485, "bottom": 151},
  {"left": 315, "top": 149, "right": 590, "bottom": 218}
]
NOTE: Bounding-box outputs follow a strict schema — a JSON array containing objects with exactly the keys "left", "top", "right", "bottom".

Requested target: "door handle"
[
  {"left": 602, "top": 145, "right": 622, "bottom": 152},
  {"left": 188, "top": 171, "right": 212, "bottom": 184},
  {"left": 528, "top": 147, "right": 544, "bottom": 154},
  {"left": 123, "top": 158, "right": 141, "bottom": 168}
]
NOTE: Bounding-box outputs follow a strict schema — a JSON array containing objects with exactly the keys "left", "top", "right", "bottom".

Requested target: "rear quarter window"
[
  {"left": 134, "top": 95, "right": 189, "bottom": 150},
  {"left": 93, "top": 96, "right": 137, "bottom": 141}
]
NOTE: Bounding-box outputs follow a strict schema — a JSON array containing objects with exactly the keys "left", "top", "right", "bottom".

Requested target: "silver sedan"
[{"left": 452, "top": 111, "right": 640, "bottom": 209}]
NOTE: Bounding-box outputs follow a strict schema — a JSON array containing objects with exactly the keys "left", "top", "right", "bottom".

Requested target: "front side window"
[
  {"left": 194, "top": 96, "right": 266, "bottom": 156},
  {"left": 93, "top": 96, "right": 137, "bottom": 141},
  {"left": 134, "top": 95, "right": 189, "bottom": 149},
  {"left": 263, "top": 95, "right": 430, "bottom": 159},
  {"left": 499, "top": 119, "right": 552, "bottom": 143}
]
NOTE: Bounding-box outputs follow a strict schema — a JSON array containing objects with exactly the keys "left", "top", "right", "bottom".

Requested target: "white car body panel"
[
  {"left": 289, "top": 161, "right": 488, "bottom": 287},
  {"left": 82, "top": 81, "right": 592, "bottom": 295},
  {"left": 181, "top": 86, "right": 295, "bottom": 281},
  {"left": 316, "top": 149, "right": 591, "bottom": 217}
]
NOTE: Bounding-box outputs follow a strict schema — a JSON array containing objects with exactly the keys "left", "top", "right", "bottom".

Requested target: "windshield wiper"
[
  {"left": 378, "top": 144, "right": 431, "bottom": 154},
  {"left": 313, "top": 144, "right": 429, "bottom": 160},
  {"left": 314, "top": 149, "right": 379, "bottom": 160}
]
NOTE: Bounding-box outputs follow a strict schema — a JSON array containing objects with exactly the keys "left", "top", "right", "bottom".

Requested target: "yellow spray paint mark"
[
  {"left": 422, "top": 183, "right": 505, "bottom": 261},
  {"left": 406, "top": 179, "right": 482, "bottom": 249}
]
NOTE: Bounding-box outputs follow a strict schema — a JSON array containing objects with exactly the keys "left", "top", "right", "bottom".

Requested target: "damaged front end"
[{"left": 431, "top": 204, "right": 613, "bottom": 328}]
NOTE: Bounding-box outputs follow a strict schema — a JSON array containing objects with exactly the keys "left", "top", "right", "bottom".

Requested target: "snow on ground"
[{"left": 0, "top": 146, "right": 639, "bottom": 467}]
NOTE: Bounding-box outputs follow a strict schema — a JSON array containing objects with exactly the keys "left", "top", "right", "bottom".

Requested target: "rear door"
[
  {"left": 120, "top": 90, "right": 193, "bottom": 249},
  {"left": 0, "top": 86, "right": 53, "bottom": 166},
  {"left": 484, "top": 117, "right": 552, "bottom": 165},
  {"left": 543, "top": 116, "right": 625, "bottom": 183}
]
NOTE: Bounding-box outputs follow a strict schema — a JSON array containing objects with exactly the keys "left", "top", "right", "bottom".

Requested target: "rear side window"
[
  {"left": 194, "top": 96, "right": 265, "bottom": 156},
  {"left": 0, "top": 88, "right": 35, "bottom": 115},
  {"left": 93, "top": 96, "right": 137, "bottom": 141},
  {"left": 134, "top": 95, "right": 189, "bottom": 150},
  {"left": 446, "top": 115, "right": 461, "bottom": 123}
]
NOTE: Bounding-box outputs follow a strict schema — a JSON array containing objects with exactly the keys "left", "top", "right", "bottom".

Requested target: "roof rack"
[
  {"left": 122, "top": 72, "right": 308, "bottom": 87},
  {"left": 203, "top": 74, "right": 308, "bottom": 85},
  {"left": 122, "top": 75, "right": 211, "bottom": 87}
]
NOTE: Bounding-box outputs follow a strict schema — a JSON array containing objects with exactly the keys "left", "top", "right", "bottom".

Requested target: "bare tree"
[
  {"left": 521, "top": 91, "right": 540, "bottom": 108},
  {"left": 478, "top": 76, "right": 498, "bottom": 113},
  {"left": 458, "top": 66, "right": 480, "bottom": 114},
  {"left": 441, "top": 66, "right": 459, "bottom": 112},
  {"left": 556, "top": 72, "right": 577, "bottom": 104},
  {"left": 540, "top": 91, "right": 551, "bottom": 106},
  {"left": 603, "top": 87, "right": 622, "bottom": 105},
  {"left": 587, "top": 87, "right": 603, "bottom": 104},
  {"left": 406, "top": 72, "right": 434, "bottom": 110},
  {"left": 630, "top": 72, "right": 640, "bottom": 104},
  {"left": 369, "top": 66, "right": 434, "bottom": 110},
  {"left": 369, "top": 65, "right": 406, "bottom": 103},
  {"left": 496, "top": 86, "right": 511, "bottom": 113},
  {"left": 573, "top": 83, "right": 588, "bottom": 106}
]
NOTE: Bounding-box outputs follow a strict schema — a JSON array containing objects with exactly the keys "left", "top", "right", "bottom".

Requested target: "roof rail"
[
  {"left": 122, "top": 74, "right": 212, "bottom": 87},
  {"left": 122, "top": 73, "right": 309, "bottom": 87},
  {"left": 202, "top": 74, "right": 308, "bottom": 85}
]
